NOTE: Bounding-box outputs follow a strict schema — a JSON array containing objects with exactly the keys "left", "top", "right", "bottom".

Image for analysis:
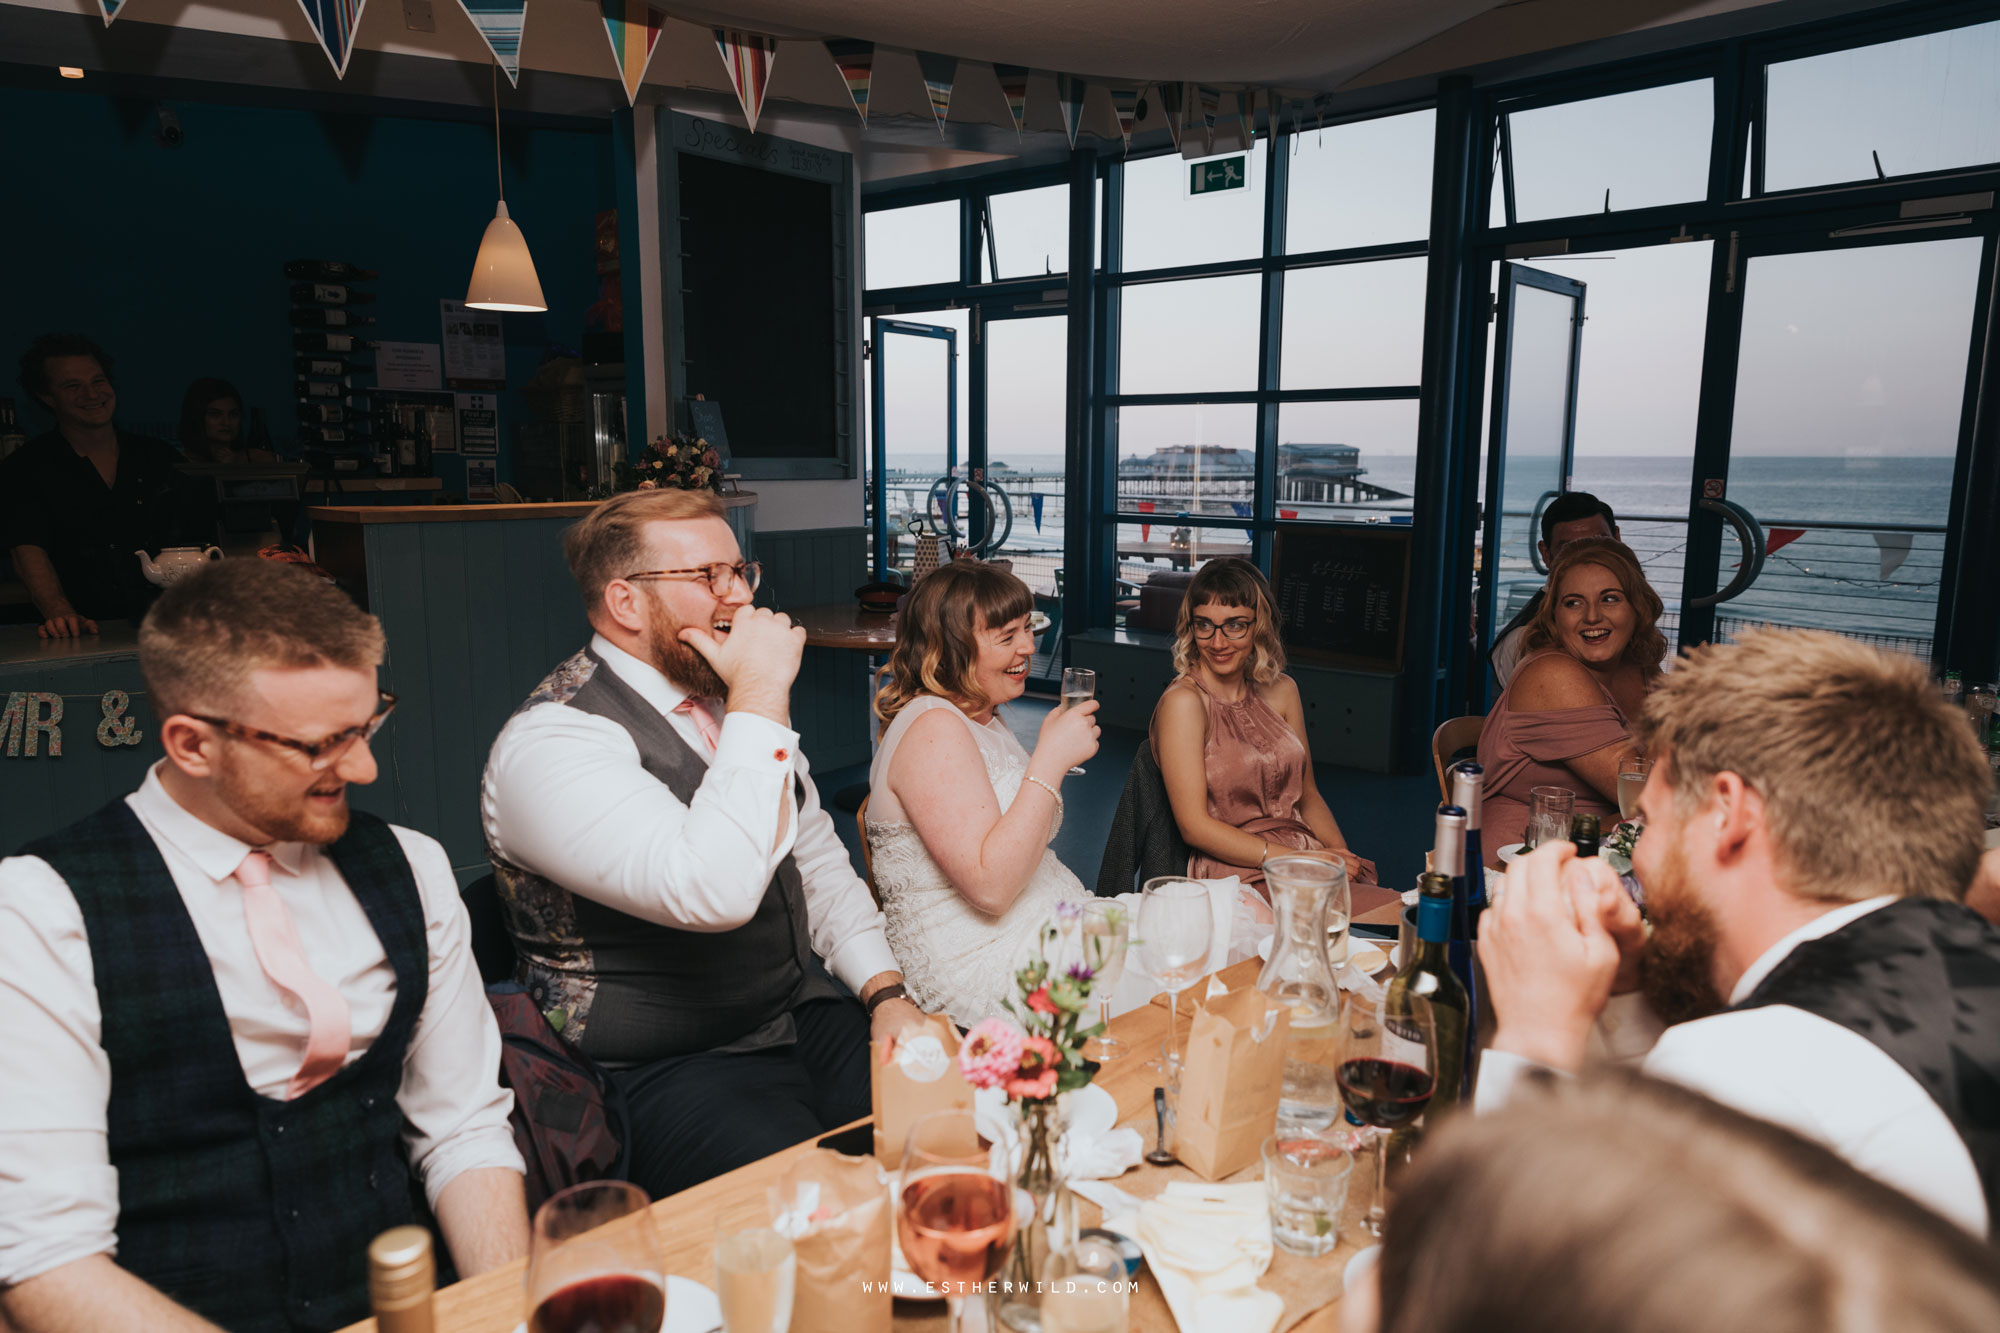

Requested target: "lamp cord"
[{"left": 492, "top": 62, "right": 504, "bottom": 203}]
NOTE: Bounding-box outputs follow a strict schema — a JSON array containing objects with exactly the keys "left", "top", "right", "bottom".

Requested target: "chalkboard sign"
[{"left": 1270, "top": 525, "right": 1411, "bottom": 672}]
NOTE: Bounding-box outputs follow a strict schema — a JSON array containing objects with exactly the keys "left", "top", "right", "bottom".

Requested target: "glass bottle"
[
  {"left": 1256, "top": 853, "right": 1349, "bottom": 1131},
  {"left": 367, "top": 1226, "right": 435, "bottom": 1333}
]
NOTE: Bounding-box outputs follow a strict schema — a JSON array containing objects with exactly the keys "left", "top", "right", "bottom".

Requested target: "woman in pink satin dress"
[
  {"left": 1150, "top": 559, "right": 1379, "bottom": 913},
  {"left": 1477, "top": 538, "right": 1667, "bottom": 864}
]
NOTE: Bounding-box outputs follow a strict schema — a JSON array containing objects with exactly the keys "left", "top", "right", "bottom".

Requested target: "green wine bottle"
[{"left": 1385, "top": 871, "right": 1470, "bottom": 1117}]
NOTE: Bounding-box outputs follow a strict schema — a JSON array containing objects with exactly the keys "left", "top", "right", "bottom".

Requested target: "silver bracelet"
[{"left": 1023, "top": 774, "right": 1063, "bottom": 811}]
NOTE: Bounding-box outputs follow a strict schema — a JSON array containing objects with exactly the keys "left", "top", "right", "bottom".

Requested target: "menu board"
[{"left": 1270, "top": 524, "right": 1411, "bottom": 672}]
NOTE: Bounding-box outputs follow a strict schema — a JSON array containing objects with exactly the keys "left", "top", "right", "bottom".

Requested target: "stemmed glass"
[
  {"left": 898, "top": 1108, "right": 1016, "bottom": 1333},
  {"left": 1080, "top": 900, "right": 1131, "bottom": 1061},
  {"left": 525, "top": 1181, "right": 665, "bottom": 1333},
  {"left": 1138, "top": 877, "right": 1213, "bottom": 1077},
  {"left": 1618, "top": 756, "right": 1654, "bottom": 823},
  {"left": 1336, "top": 993, "right": 1437, "bottom": 1238},
  {"left": 1060, "top": 667, "right": 1096, "bottom": 775}
]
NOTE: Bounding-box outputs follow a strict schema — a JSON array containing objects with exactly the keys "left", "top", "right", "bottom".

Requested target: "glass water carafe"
[{"left": 1255, "top": 854, "right": 1350, "bottom": 1130}]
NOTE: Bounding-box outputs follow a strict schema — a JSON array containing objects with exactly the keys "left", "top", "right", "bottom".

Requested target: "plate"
[
  {"left": 1344, "top": 1244, "right": 1381, "bottom": 1297},
  {"left": 512, "top": 1275, "right": 719, "bottom": 1333},
  {"left": 1496, "top": 842, "right": 1527, "bottom": 866},
  {"left": 1347, "top": 942, "right": 1388, "bottom": 974},
  {"left": 1388, "top": 944, "right": 1403, "bottom": 971},
  {"left": 1031, "top": 612, "right": 1052, "bottom": 633}
]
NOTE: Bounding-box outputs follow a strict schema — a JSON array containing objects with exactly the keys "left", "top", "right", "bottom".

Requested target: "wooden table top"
[
  {"left": 787, "top": 601, "right": 901, "bottom": 652},
  {"left": 335, "top": 957, "right": 1380, "bottom": 1333}
]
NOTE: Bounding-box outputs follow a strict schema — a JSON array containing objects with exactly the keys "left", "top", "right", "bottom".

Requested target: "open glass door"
[
  {"left": 868, "top": 318, "right": 958, "bottom": 579},
  {"left": 1479, "top": 263, "right": 1587, "bottom": 681},
  {"left": 1677, "top": 231, "right": 1988, "bottom": 660}
]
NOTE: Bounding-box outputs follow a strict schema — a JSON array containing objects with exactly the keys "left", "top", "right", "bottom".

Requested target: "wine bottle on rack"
[
  {"left": 1385, "top": 870, "right": 1469, "bottom": 1116},
  {"left": 290, "top": 283, "right": 379, "bottom": 306},
  {"left": 1449, "top": 763, "right": 1487, "bottom": 936},
  {"left": 293, "top": 332, "right": 379, "bottom": 354},
  {"left": 290, "top": 308, "right": 376, "bottom": 329},
  {"left": 297, "top": 425, "right": 353, "bottom": 445},
  {"left": 296, "top": 377, "right": 355, "bottom": 397},
  {"left": 295, "top": 355, "right": 369, "bottom": 376},
  {"left": 286, "top": 259, "right": 379, "bottom": 282},
  {"left": 367, "top": 1227, "right": 435, "bottom": 1333}
]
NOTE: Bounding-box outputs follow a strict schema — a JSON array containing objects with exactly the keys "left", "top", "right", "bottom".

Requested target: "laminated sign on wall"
[{"left": 440, "top": 299, "right": 507, "bottom": 389}]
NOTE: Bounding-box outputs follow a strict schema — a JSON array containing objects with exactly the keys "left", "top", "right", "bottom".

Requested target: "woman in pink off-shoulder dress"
[{"left": 1478, "top": 538, "right": 1667, "bottom": 864}]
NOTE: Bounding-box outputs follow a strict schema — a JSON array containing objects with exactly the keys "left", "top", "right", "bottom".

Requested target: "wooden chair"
[
  {"left": 855, "top": 795, "right": 882, "bottom": 908},
  {"left": 1433, "top": 715, "right": 1486, "bottom": 802}
]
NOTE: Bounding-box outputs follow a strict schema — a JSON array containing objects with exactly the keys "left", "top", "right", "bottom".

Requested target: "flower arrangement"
[
  {"left": 617, "top": 430, "right": 724, "bottom": 494},
  {"left": 958, "top": 908, "right": 1103, "bottom": 1105},
  {"left": 1605, "top": 819, "right": 1643, "bottom": 876}
]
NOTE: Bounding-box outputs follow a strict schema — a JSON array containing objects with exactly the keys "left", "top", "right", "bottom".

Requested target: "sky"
[{"left": 862, "top": 18, "right": 1999, "bottom": 474}]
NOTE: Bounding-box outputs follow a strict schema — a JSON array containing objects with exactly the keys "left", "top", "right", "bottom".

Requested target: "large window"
[
  {"left": 981, "top": 184, "right": 1069, "bottom": 280},
  {"left": 1120, "top": 148, "right": 1268, "bottom": 271},
  {"left": 1500, "top": 80, "right": 1714, "bottom": 222},
  {"left": 864, "top": 199, "right": 960, "bottom": 289}
]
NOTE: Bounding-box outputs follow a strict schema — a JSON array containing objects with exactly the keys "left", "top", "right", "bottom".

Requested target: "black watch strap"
[{"left": 864, "top": 982, "right": 910, "bottom": 1015}]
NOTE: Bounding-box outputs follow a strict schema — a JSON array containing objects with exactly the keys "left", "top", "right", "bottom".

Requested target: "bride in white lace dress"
[{"left": 866, "top": 562, "right": 1100, "bottom": 1028}]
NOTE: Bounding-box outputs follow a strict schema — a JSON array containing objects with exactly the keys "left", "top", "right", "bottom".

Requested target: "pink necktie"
[
  {"left": 236, "top": 850, "right": 352, "bottom": 1099},
  {"left": 675, "top": 697, "right": 722, "bottom": 754}
]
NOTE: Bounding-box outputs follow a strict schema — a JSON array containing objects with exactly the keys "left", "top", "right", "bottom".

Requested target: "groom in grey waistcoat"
[{"left": 482, "top": 488, "right": 925, "bottom": 1197}]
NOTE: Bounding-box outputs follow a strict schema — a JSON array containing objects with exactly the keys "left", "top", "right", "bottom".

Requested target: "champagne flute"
[
  {"left": 1060, "top": 667, "right": 1096, "bottom": 775},
  {"left": 1618, "top": 755, "right": 1654, "bottom": 822},
  {"left": 526, "top": 1181, "right": 665, "bottom": 1333},
  {"left": 1336, "top": 992, "right": 1437, "bottom": 1238},
  {"left": 1080, "top": 900, "right": 1131, "bottom": 1061},
  {"left": 899, "top": 1108, "right": 1016, "bottom": 1333},
  {"left": 1138, "top": 877, "right": 1213, "bottom": 1078},
  {"left": 714, "top": 1194, "right": 794, "bottom": 1333}
]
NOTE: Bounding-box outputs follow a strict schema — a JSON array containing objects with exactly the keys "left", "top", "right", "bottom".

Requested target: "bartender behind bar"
[{"left": 1, "top": 333, "right": 212, "bottom": 638}]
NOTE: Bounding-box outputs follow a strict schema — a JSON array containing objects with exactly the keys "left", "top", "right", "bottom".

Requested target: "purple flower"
[
  {"left": 1054, "top": 901, "right": 1083, "bottom": 923},
  {"left": 1065, "top": 963, "right": 1095, "bottom": 983}
]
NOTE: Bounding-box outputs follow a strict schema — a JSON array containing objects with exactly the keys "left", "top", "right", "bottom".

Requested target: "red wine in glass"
[
  {"left": 1337, "top": 1058, "right": 1435, "bottom": 1130},
  {"left": 528, "top": 1272, "right": 665, "bottom": 1333},
  {"left": 898, "top": 1171, "right": 1015, "bottom": 1286}
]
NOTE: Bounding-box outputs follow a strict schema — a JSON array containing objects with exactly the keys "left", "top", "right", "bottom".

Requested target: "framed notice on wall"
[
  {"left": 439, "top": 299, "right": 506, "bottom": 389},
  {"left": 1270, "top": 525, "right": 1412, "bottom": 673}
]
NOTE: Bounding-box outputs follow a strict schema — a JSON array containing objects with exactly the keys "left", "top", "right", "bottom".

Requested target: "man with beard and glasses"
[
  {"left": 0, "top": 559, "right": 527, "bottom": 1333},
  {"left": 482, "top": 488, "right": 925, "bottom": 1198},
  {"left": 1475, "top": 628, "right": 2000, "bottom": 1237}
]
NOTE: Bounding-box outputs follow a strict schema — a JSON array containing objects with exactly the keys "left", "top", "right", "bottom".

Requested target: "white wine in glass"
[
  {"left": 1618, "top": 756, "right": 1654, "bottom": 822},
  {"left": 1060, "top": 667, "right": 1096, "bottom": 775},
  {"left": 1081, "top": 901, "right": 1131, "bottom": 1061}
]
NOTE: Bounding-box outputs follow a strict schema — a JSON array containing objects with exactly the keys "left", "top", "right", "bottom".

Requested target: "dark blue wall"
[{"left": 0, "top": 84, "right": 614, "bottom": 495}]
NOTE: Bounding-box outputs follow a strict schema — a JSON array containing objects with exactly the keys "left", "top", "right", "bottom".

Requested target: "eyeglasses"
[
  {"left": 623, "top": 562, "right": 762, "bottom": 596},
  {"left": 1191, "top": 618, "right": 1254, "bottom": 641},
  {"left": 189, "top": 691, "right": 398, "bottom": 771}
]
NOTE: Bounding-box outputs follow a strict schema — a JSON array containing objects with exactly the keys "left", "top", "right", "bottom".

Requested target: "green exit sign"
[{"left": 1190, "top": 155, "right": 1248, "bottom": 194}]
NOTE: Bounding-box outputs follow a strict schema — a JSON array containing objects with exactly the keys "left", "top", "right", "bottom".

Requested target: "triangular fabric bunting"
[
  {"left": 296, "top": 0, "right": 370, "bottom": 76},
  {"left": 456, "top": 0, "right": 529, "bottom": 85},
  {"left": 1873, "top": 531, "right": 1913, "bottom": 580},
  {"left": 600, "top": 0, "right": 665, "bottom": 105},
  {"left": 1195, "top": 84, "right": 1221, "bottom": 156},
  {"left": 1056, "top": 73, "right": 1086, "bottom": 148},
  {"left": 1158, "top": 82, "right": 1184, "bottom": 152},
  {"left": 993, "top": 63, "right": 1030, "bottom": 137},
  {"left": 715, "top": 29, "right": 778, "bottom": 133},
  {"left": 825, "top": 38, "right": 874, "bottom": 124},
  {"left": 916, "top": 51, "right": 956, "bottom": 135},
  {"left": 1030, "top": 493, "right": 1044, "bottom": 532},
  {"left": 1110, "top": 85, "right": 1142, "bottom": 152},
  {"left": 96, "top": 0, "right": 122, "bottom": 24},
  {"left": 1236, "top": 90, "right": 1258, "bottom": 146}
]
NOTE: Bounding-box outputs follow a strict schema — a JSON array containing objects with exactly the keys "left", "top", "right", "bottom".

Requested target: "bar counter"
[{"left": 0, "top": 623, "right": 162, "bottom": 846}]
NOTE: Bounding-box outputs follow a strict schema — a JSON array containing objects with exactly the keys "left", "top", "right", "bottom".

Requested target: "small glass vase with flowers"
[{"left": 615, "top": 430, "right": 724, "bottom": 493}]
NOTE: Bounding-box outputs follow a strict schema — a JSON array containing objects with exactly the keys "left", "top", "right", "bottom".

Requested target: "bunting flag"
[
  {"left": 1109, "top": 85, "right": 1142, "bottom": 151},
  {"left": 1157, "top": 82, "right": 1185, "bottom": 152},
  {"left": 916, "top": 51, "right": 956, "bottom": 135},
  {"left": 715, "top": 29, "right": 778, "bottom": 133},
  {"left": 825, "top": 38, "right": 874, "bottom": 124},
  {"left": 456, "top": 0, "right": 529, "bottom": 85},
  {"left": 1137, "top": 499, "right": 1155, "bottom": 544},
  {"left": 1736, "top": 527, "right": 1805, "bottom": 569},
  {"left": 1236, "top": 90, "right": 1258, "bottom": 146},
  {"left": 1056, "top": 73, "right": 1086, "bottom": 148},
  {"left": 296, "top": 0, "right": 370, "bottom": 76},
  {"left": 1873, "top": 531, "right": 1913, "bottom": 580},
  {"left": 994, "top": 63, "right": 1030, "bottom": 136},
  {"left": 600, "top": 0, "right": 665, "bottom": 105},
  {"left": 96, "top": 0, "right": 122, "bottom": 24},
  {"left": 1030, "top": 493, "right": 1044, "bottom": 532},
  {"left": 1195, "top": 84, "right": 1221, "bottom": 156}
]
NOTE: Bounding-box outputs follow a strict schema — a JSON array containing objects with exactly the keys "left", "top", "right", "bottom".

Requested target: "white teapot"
[{"left": 136, "top": 545, "right": 223, "bottom": 586}]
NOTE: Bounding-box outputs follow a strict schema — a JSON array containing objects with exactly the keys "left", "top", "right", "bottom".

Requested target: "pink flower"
[
  {"left": 958, "top": 1018, "right": 1025, "bottom": 1090},
  {"left": 704, "top": 449, "right": 721, "bottom": 466},
  {"left": 1004, "top": 1035, "right": 1059, "bottom": 1101},
  {"left": 1026, "top": 986, "right": 1056, "bottom": 1016},
  {"left": 635, "top": 480, "right": 657, "bottom": 490}
]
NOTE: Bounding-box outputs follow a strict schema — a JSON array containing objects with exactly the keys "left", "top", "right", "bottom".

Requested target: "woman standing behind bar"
[
  {"left": 1150, "top": 558, "right": 1375, "bottom": 907},
  {"left": 177, "top": 378, "right": 273, "bottom": 464},
  {"left": 1476, "top": 537, "right": 1664, "bottom": 863}
]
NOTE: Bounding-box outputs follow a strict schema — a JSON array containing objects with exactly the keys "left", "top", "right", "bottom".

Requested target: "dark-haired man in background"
[
  {"left": 1488, "top": 491, "right": 1621, "bottom": 687},
  {"left": 1, "top": 333, "right": 209, "bottom": 637}
]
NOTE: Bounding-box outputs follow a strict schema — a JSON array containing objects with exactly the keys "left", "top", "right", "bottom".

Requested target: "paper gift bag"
[
  {"left": 779, "top": 1150, "right": 892, "bottom": 1333},
  {"left": 1174, "top": 987, "right": 1290, "bottom": 1181},
  {"left": 872, "top": 1015, "right": 976, "bottom": 1168}
]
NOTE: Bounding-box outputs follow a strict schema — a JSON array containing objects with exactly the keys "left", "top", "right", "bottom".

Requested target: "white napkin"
[
  {"left": 1057, "top": 1083, "right": 1144, "bottom": 1181},
  {"left": 1135, "top": 1181, "right": 1284, "bottom": 1333},
  {"left": 1110, "top": 878, "right": 1270, "bottom": 1015}
]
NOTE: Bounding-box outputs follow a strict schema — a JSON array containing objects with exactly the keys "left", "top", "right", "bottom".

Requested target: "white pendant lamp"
[{"left": 466, "top": 63, "right": 547, "bottom": 313}]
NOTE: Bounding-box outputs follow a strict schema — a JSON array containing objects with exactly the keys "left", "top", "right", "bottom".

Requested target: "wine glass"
[
  {"left": 714, "top": 1194, "right": 794, "bottom": 1333},
  {"left": 899, "top": 1108, "right": 1016, "bottom": 1333},
  {"left": 1080, "top": 900, "right": 1131, "bottom": 1061},
  {"left": 1618, "top": 755, "right": 1654, "bottom": 823},
  {"left": 1060, "top": 667, "right": 1096, "bottom": 775},
  {"left": 1138, "top": 877, "right": 1213, "bottom": 1077},
  {"left": 526, "top": 1181, "right": 665, "bottom": 1333},
  {"left": 1526, "top": 785, "right": 1576, "bottom": 850},
  {"left": 1336, "top": 992, "right": 1437, "bottom": 1238}
]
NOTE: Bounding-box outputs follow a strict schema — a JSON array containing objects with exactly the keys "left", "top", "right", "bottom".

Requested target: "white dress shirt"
[
  {"left": 0, "top": 767, "right": 524, "bottom": 1288},
  {"left": 1478, "top": 896, "right": 1988, "bottom": 1235},
  {"left": 480, "top": 634, "right": 899, "bottom": 997}
]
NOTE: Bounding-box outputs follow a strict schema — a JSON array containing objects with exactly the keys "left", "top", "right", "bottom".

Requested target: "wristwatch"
[{"left": 865, "top": 982, "right": 910, "bottom": 1016}]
